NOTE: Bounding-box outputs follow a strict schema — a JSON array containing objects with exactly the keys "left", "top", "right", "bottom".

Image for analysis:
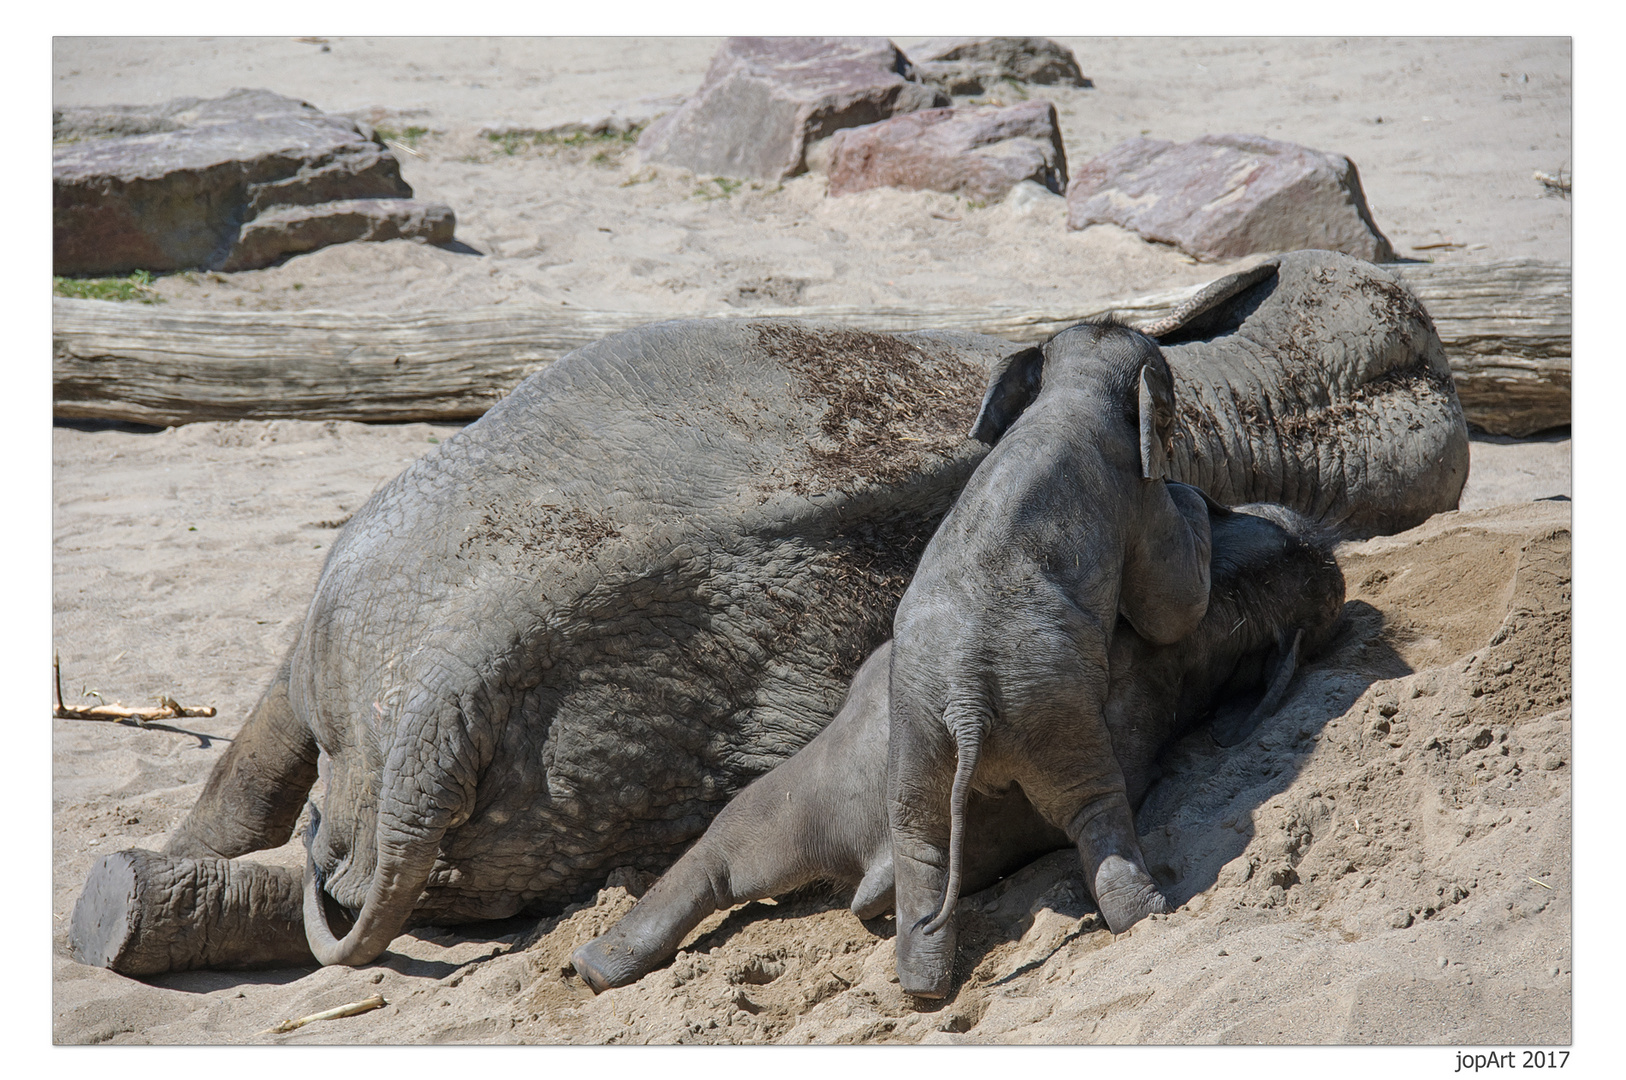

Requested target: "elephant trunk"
[
  {"left": 1169, "top": 353, "right": 1467, "bottom": 538},
  {"left": 1155, "top": 251, "right": 1469, "bottom": 539},
  {"left": 917, "top": 706, "right": 984, "bottom": 935}
]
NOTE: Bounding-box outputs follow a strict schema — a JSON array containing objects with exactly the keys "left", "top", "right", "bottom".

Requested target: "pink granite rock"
[
  {"left": 827, "top": 101, "right": 1067, "bottom": 201},
  {"left": 1065, "top": 133, "right": 1394, "bottom": 262},
  {"left": 906, "top": 37, "right": 1091, "bottom": 95},
  {"left": 54, "top": 88, "right": 455, "bottom": 275},
  {"left": 636, "top": 37, "right": 948, "bottom": 181},
  {"left": 222, "top": 198, "right": 455, "bottom": 272}
]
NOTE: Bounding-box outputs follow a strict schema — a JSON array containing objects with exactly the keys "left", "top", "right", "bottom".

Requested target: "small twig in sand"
[
  {"left": 51, "top": 655, "right": 217, "bottom": 723},
  {"left": 1533, "top": 169, "right": 1570, "bottom": 197},
  {"left": 261, "top": 994, "right": 388, "bottom": 1035},
  {"left": 1527, "top": 877, "right": 1553, "bottom": 890}
]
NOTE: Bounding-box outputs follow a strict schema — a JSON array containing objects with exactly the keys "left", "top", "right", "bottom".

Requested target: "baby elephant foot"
[
  {"left": 571, "top": 934, "right": 651, "bottom": 994},
  {"left": 895, "top": 922, "right": 956, "bottom": 1000},
  {"left": 1090, "top": 853, "right": 1168, "bottom": 934}
]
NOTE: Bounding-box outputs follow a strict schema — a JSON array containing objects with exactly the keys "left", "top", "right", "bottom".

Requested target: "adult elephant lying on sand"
[{"left": 70, "top": 250, "right": 1468, "bottom": 976}]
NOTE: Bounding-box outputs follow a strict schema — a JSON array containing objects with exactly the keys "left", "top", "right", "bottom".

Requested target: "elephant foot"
[
  {"left": 1090, "top": 853, "right": 1168, "bottom": 934},
  {"left": 890, "top": 847, "right": 958, "bottom": 999},
  {"left": 70, "top": 849, "right": 315, "bottom": 976},
  {"left": 570, "top": 935, "right": 647, "bottom": 994},
  {"left": 897, "top": 957, "right": 953, "bottom": 999},
  {"left": 894, "top": 917, "right": 957, "bottom": 999}
]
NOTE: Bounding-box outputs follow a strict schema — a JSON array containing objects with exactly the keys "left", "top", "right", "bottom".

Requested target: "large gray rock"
[
  {"left": 1065, "top": 133, "right": 1394, "bottom": 262},
  {"left": 54, "top": 88, "right": 455, "bottom": 275},
  {"left": 826, "top": 101, "right": 1067, "bottom": 201},
  {"left": 635, "top": 37, "right": 948, "bottom": 181},
  {"left": 906, "top": 36, "right": 1091, "bottom": 95},
  {"left": 223, "top": 198, "right": 455, "bottom": 272}
]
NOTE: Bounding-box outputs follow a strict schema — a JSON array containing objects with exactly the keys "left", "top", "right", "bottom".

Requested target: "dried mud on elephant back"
[
  {"left": 756, "top": 323, "right": 986, "bottom": 493},
  {"left": 753, "top": 323, "right": 992, "bottom": 677}
]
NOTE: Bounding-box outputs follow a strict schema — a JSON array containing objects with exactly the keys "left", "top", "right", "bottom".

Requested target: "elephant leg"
[
  {"left": 1020, "top": 716, "right": 1168, "bottom": 935},
  {"left": 850, "top": 849, "right": 895, "bottom": 920},
  {"left": 571, "top": 849, "right": 737, "bottom": 993},
  {"left": 575, "top": 642, "right": 897, "bottom": 992},
  {"left": 571, "top": 765, "right": 855, "bottom": 993},
  {"left": 165, "top": 655, "right": 319, "bottom": 861},
  {"left": 1065, "top": 791, "right": 1168, "bottom": 934},
  {"left": 887, "top": 716, "right": 959, "bottom": 1000},
  {"left": 70, "top": 849, "right": 315, "bottom": 976}
]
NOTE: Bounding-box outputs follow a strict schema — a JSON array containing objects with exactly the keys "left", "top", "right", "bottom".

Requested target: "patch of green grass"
[
  {"left": 485, "top": 126, "right": 642, "bottom": 157},
  {"left": 539, "top": 127, "right": 640, "bottom": 147},
  {"left": 376, "top": 124, "right": 432, "bottom": 147},
  {"left": 53, "top": 270, "right": 164, "bottom": 304},
  {"left": 693, "top": 176, "right": 746, "bottom": 201},
  {"left": 487, "top": 131, "right": 530, "bottom": 156}
]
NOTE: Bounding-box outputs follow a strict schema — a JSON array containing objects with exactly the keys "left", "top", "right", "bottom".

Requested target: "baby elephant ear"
[
  {"left": 970, "top": 346, "right": 1044, "bottom": 446},
  {"left": 1138, "top": 365, "right": 1173, "bottom": 480}
]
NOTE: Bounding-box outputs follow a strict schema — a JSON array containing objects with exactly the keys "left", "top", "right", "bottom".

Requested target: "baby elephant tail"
[{"left": 917, "top": 705, "right": 987, "bottom": 935}]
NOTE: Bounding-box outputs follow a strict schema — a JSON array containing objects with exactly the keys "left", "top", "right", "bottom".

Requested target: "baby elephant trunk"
[
  {"left": 918, "top": 705, "right": 986, "bottom": 935},
  {"left": 69, "top": 849, "right": 315, "bottom": 976}
]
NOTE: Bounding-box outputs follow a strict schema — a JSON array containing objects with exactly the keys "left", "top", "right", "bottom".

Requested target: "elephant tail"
[
  {"left": 302, "top": 811, "right": 446, "bottom": 967},
  {"left": 918, "top": 704, "right": 986, "bottom": 935},
  {"left": 301, "top": 697, "right": 477, "bottom": 967}
]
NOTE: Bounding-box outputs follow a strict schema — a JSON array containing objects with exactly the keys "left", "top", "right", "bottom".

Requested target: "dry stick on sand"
[
  {"left": 261, "top": 995, "right": 389, "bottom": 1035},
  {"left": 1533, "top": 169, "right": 1571, "bottom": 197},
  {"left": 51, "top": 653, "right": 216, "bottom": 724}
]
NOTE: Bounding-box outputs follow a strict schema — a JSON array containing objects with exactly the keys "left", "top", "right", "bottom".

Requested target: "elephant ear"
[
  {"left": 970, "top": 346, "right": 1044, "bottom": 445},
  {"left": 1138, "top": 364, "right": 1175, "bottom": 481},
  {"left": 1141, "top": 259, "right": 1281, "bottom": 344},
  {"left": 1210, "top": 627, "right": 1304, "bottom": 748},
  {"left": 1181, "top": 482, "right": 1233, "bottom": 519}
]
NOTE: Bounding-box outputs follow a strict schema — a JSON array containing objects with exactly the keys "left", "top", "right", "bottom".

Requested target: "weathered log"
[
  {"left": 1395, "top": 259, "right": 1570, "bottom": 436},
  {"left": 52, "top": 259, "right": 1569, "bottom": 434}
]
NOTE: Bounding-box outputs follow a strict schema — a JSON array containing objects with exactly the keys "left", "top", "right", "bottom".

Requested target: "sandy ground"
[{"left": 49, "top": 36, "right": 1573, "bottom": 1049}]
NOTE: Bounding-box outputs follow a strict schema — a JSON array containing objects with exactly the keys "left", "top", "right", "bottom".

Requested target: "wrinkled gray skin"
[
  {"left": 1152, "top": 249, "right": 1468, "bottom": 539},
  {"left": 569, "top": 500, "right": 1344, "bottom": 993},
  {"left": 70, "top": 250, "right": 1466, "bottom": 978},
  {"left": 888, "top": 320, "right": 1219, "bottom": 998}
]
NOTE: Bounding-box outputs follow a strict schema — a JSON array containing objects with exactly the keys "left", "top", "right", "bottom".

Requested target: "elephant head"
[
  {"left": 970, "top": 318, "right": 1178, "bottom": 482},
  {"left": 1139, "top": 249, "right": 1470, "bottom": 538}
]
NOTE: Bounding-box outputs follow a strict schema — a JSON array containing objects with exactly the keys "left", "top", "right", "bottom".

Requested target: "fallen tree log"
[
  {"left": 53, "top": 258, "right": 1569, "bottom": 434},
  {"left": 1393, "top": 259, "right": 1570, "bottom": 437}
]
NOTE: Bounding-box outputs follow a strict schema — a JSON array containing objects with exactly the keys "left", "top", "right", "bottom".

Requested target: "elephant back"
[{"left": 1153, "top": 249, "right": 1469, "bottom": 537}]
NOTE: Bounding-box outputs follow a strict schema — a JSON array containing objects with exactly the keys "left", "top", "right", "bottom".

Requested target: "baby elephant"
[
  {"left": 888, "top": 319, "right": 1213, "bottom": 997},
  {"left": 569, "top": 499, "right": 1344, "bottom": 993}
]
